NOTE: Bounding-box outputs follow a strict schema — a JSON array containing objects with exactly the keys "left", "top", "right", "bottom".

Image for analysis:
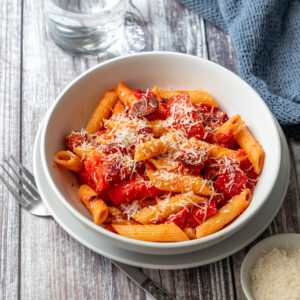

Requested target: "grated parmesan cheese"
[
  {"left": 120, "top": 200, "right": 142, "bottom": 220},
  {"left": 251, "top": 248, "right": 300, "bottom": 300}
]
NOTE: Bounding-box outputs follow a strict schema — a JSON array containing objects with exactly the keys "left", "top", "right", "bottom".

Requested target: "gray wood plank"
[
  {"left": 205, "top": 21, "right": 238, "bottom": 74},
  {"left": 0, "top": 0, "right": 22, "bottom": 299},
  {"left": 290, "top": 139, "right": 300, "bottom": 189}
]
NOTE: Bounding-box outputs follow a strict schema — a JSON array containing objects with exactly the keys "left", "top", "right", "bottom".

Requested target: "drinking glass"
[{"left": 45, "top": 0, "right": 127, "bottom": 56}]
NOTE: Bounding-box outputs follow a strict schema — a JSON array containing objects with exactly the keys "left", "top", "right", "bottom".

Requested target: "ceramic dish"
[
  {"left": 40, "top": 52, "right": 281, "bottom": 254},
  {"left": 241, "top": 233, "right": 300, "bottom": 299},
  {"left": 33, "top": 116, "right": 290, "bottom": 268}
]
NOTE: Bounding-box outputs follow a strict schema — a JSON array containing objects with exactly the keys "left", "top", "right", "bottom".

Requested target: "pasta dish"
[{"left": 54, "top": 82, "right": 264, "bottom": 242}]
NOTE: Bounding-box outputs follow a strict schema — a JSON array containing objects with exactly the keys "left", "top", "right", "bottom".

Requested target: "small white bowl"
[
  {"left": 241, "top": 233, "right": 300, "bottom": 299},
  {"left": 40, "top": 52, "right": 282, "bottom": 255}
]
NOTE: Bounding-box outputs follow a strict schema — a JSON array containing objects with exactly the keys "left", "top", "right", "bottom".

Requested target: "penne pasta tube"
[
  {"left": 151, "top": 85, "right": 161, "bottom": 98},
  {"left": 104, "top": 207, "right": 139, "bottom": 225},
  {"left": 188, "top": 139, "right": 238, "bottom": 159},
  {"left": 73, "top": 147, "right": 102, "bottom": 161},
  {"left": 105, "top": 117, "right": 163, "bottom": 138},
  {"left": 117, "top": 82, "right": 137, "bottom": 107},
  {"left": 104, "top": 118, "right": 127, "bottom": 131},
  {"left": 213, "top": 115, "right": 244, "bottom": 142},
  {"left": 111, "top": 220, "right": 139, "bottom": 225},
  {"left": 106, "top": 117, "right": 165, "bottom": 139},
  {"left": 160, "top": 90, "right": 218, "bottom": 107},
  {"left": 111, "top": 224, "right": 189, "bottom": 242},
  {"left": 183, "top": 226, "right": 197, "bottom": 240},
  {"left": 147, "top": 158, "right": 179, "bottom": 172},
  {"left": 108, "top": 206, "right": 124, "bottom": 217},
  {"left": 207, "top": 145, "right": 238, "bottom": 159},
  {"left": 146, "top": 170, "right": 215, "bottom": 196},
  {"left": 105, "top": 217, "right": 138, "bottom": 225},
  {"left": 132, "top": 192, "right": 207, "bottom": 224},
  {"left": 134, "top": 131, "right": 180, "bottom": 162},
  {"left": 54, "top": 151, "right": 84, "bottom": 172},
  {"left": 85, "top": 90, "right": 118, "bottom": 133},
  {"left": 151, "top": 85, "right": 167, "bottom": 117},
  {"left": 78, "top": 184, "right": 108, "bottom": 225},
  {"left": 148, "top": 120, "right": 166, "bottom": 137},
  {"left": 234, "top": 125, "right": 264, "bottom": 174},
  {"left": 196, "top": 189, "right": 252, "bottom": 238},
  {"left": 111, "top": 100, "right": 125, "bottom": 116}
]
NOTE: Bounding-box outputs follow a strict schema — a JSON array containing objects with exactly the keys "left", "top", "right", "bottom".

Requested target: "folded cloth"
[{"left": 180, "top": 0, "right": 300, "bottom": 139}]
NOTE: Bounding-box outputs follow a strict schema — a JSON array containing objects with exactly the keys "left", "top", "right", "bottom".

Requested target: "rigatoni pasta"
[
  {"left": 54, "top": 82, "right": 264, "bottom": 242},
  {"left": 78, "top": 184, "right": 108, "bottom": 225},
  {"left": 54, "top": 151, "right": 84, "bottom": 172}
]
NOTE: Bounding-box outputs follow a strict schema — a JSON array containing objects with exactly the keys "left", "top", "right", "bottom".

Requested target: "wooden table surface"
[{"left": 1, "top": 1, "right": 299, "bottom": 299}]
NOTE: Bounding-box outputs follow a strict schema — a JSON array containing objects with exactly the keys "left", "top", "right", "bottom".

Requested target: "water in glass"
[{"left": 45, "top": 0, "right": 127, "bottom": 56}]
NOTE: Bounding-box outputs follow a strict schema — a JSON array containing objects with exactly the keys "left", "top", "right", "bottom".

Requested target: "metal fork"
[
  {"left": 0, "top": 156, "right": 50, "bottom": 216},
  {"left": 0, "top": 156, "right": 175, "bottom": 300}
]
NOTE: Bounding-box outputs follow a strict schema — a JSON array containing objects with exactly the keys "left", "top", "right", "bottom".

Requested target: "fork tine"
[
  {"left": 4, "top": 159, "right": 40, "bottom": 198},
  {"left": 0, "top": 164, "right": 34, "bottom": 202},
  {"left": 10, "top": 156, "right": 37, "bottom": 187},
  {"left": 0, "top": 173, "right": 30, "bottom": 208}
]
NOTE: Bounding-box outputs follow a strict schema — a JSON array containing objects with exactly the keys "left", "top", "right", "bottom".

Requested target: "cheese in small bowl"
[
  {"left": 241, "top": 233, "right": 300, "bottom": 300},
  {"left": 251, "top": 247, "right": 300, "bottom": 299}
]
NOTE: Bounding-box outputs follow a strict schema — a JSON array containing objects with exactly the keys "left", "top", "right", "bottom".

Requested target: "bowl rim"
[
  {"left": 240, "top": 233, "right": 300, "bottom": 299},
  {"left": 40, "top": 51, "right": 281, "bottom": 249}
]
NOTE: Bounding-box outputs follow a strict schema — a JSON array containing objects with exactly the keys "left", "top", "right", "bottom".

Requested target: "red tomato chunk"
[
  {"left": 239, "top": 158, "right": 258, "bottom": 191},
  {"left": 65, "top": 131, "right": 86, "bottom": 152},
  {"left": 214, "top": 160, "right": 248, "bottom": 199},
  {"left": 85, "top": 153, "right": 135, "bottom": 192},
  {"left": 77, "top": 170, "right": 97, "bottom": 191},
  {"left": 106, "top": 176, "right": 161, "bottom": 205},
  {"left": 85, "top": 158, "right": 111, "bottom": 192},
  {"left": 166, "top": 94, "right": 206, "bottom": 139},
  {"left": 188, "top": 202, "right": 217, "bottom": 228},
  {"left": 165, "top": 207, "right": 188, "bottom": 228}
]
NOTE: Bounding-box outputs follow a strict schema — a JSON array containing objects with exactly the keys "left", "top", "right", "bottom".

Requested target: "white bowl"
[
  {"left": 241, "top": 233, "right": 300, "bottom": 299},
  {"left": 40, "top": 52, "right": 281, "bottom": 255}
]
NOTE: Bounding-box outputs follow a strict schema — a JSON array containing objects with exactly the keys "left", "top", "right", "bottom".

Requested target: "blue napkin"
[{"left": 180, "top": 0, "right": 300, "bottom": 139}]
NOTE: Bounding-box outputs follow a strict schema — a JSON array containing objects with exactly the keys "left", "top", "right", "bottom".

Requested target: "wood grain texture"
[
  {"left": 1, "top": 0, "right": 300, "bottom": 299},
  {"left": 0, "top": 1, "right": 22, "bottom": 299},
  {"left": 205, "top": 21, "right": 238, "bottom": 74},
  {"left": 290, "top": 139, "right": 300, "bottom": 189}
]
